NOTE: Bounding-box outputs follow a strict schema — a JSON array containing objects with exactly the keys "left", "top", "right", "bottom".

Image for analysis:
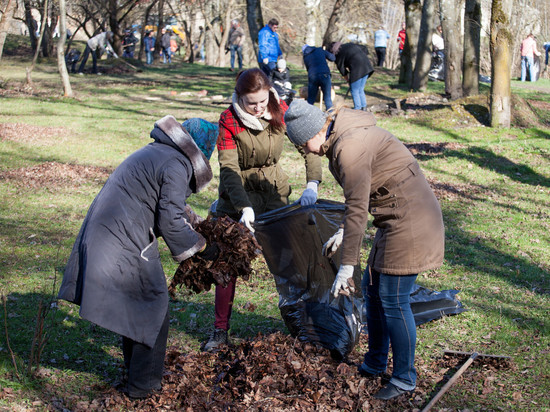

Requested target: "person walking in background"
[
  {"left": 302, "top": 44, "right": 335, "bottom": 110},
  {"left": 374, "top": 25, "right": 390, "bottom": 67},
  {"left": 283, "top": 99, "right": 444, "bottom": 401},
  {"left": 397, "top": 22, "right": 406, "bottom": 55},
  {"left": 431, "top": 25, "right": 444, "bottom": 52},
  {"left": 58, "top": 116, "right": 219, "bottom": 399},
  {"left": 78, "top": 31, "right": 117, "bottom": 75},
  {"left": 203, "top": 68, "right": 323, "bottom": 352},
  {"left": 520, "top": 33, "right": 541, "bottom": 82},
  {"left": 330, "top": 41, "right": 374, "bottom": 111},
  {"left": 258, "top": 18, "right": 282, "bottom": 77},
  {"left": 122, "top": 29, "right": 138, "bottom": 58},
  {"left": 161, "top": 28, "right": 172, "bottom": 64},
  {"left": 226, "top": 19, "right": 245, "bottom": 71},
  {"left": 143, "top": 31, "right": 155, "bottom": 65}
]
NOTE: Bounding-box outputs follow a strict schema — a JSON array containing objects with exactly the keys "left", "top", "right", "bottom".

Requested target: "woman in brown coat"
[{"left": 284, "top": 100, "right": 444, "bottom": 401}]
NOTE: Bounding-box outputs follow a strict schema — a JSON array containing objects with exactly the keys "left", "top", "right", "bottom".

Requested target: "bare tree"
[
  {"left": 399, "top": 0, "right": 422, "bottom": 87},
  {"left": 412, "top": 0, "right": 435, "bottom": 91},
  {"left": 322, "top": 0, "right": 347, "bottom": 48},
  {"left": 246, "top": 0, "right": 263, "bottom": 59},
  {"left": 462, "top": 0, "right": 481, "bottom": 96},
  {"left": 0, "top": 0, "right": 17, "bottom": 61},
  {"left": 26, "top": 0, "right": 48, "bottom": 85},
  {"left": 439, "top": 0, "right": 464, "bottom": 99},
  {"left": 57, "top": 0, "right": 72, "bottom": 97},
  {"left": 490, "top": 0, "right": 513, "bottom": 128}
]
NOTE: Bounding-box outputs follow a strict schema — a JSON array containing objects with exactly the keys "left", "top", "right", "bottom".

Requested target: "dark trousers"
[
  {"left": 78, "top": 45, "right": 98, "bottom": 74},
  {"left": 122, "top": 309, "right": 169, "bottom": 398},
  {"left": 307, "top": 73, "right": 333, "bottom": 109},
  {"left": 375, "top": 47, "right": 387, "bottom": 67}
]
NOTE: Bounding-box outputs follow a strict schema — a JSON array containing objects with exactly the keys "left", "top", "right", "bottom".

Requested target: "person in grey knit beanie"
[{"left": 284, "top": 100, "right": 327, "bottom": 146}]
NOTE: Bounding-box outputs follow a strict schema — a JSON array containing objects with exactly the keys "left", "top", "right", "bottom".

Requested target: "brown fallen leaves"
[
  {"left": 69, "top": 331, "right": 513, "bottom": 412},
  {"left": 169, "top": 216, "right": 262, "bottom": 295}
]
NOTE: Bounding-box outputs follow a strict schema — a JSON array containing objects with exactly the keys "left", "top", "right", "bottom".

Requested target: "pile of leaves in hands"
[
  {"left": 82, "top": 332, "right": 512, "bottom": 412},
  {"left": 169, "top": 216, "right": 262, "bottom": 295}
]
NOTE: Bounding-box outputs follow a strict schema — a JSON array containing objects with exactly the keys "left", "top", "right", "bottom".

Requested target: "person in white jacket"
[{"left": 78, "top": 31, "right": 118, "bottom": 75}]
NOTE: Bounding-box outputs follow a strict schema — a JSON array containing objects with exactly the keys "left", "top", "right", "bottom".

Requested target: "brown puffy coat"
[{"left": 320, "top": 108, "right": 444, "bottom": 275}]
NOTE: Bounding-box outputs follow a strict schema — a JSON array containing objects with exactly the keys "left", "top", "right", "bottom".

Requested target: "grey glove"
[
  {"left": 322, "top": 228, "right": 343, "bottom": 258},
  {"left": 330, "top": 264, "right": 355, "bottom": 298}
]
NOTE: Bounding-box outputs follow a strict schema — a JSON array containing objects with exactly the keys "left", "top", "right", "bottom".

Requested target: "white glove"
[
  {"left": 263, "top": 58, "right": 269, "bottom": 64},
  {"left": 299, "top": 181, "right": 318, "bottom": 206},
  {"left": 239, "top": 207, "right": 255, "bottom": 233},
  {"left": 322, "top": 228, "right": 343, "bottom": 258},
  {"left": 331, "top": 265, "right": 355, "bottom": 298},
  {"left": 284, "top": 82, "right": 292, "bottom": 89}
]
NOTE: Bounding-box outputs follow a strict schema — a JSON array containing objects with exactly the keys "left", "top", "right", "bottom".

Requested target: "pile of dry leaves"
[
  {"left": 67, "top": 331, "right": 511, "bottom": 411},
  {"left": 169, "top": 216, "right": 261, "bottom": 295}
]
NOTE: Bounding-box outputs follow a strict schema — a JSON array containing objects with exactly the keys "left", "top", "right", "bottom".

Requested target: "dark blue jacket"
[
  {"left": 303, "top": 46, "right": 335, "bottom": 78},
  {"left": 58, "top": 116, "right": 212, "bottom": 347},
  {"left": 334, "top": 43, "right": 374, "bottom": 84}
]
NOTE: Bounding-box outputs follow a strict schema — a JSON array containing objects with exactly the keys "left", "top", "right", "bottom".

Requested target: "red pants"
[{"left": 214, "top": 278, "right": 236, "bottom": 330}]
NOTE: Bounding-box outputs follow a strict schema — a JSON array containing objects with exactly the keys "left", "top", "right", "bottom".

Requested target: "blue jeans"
[
  {"left": 350, "top": 74, "right": 369, "bottom": 110},
  {"left": 163, "top": 47, "right": 171, "bottom": 63},
  {"left": 146, "top": 50, "right": 153, "bottom": 65},
  {"left": 521, "top": 56, "right": 535, "bottom": 82},
  {"left": 230, "top": 44, "right": 243, "bottom": 70},
  {"left": 361, "top": 267, "right": 417, "bottom": 391},
  {"left": 260, "top": 61, "right": 276, "bottom": 77},
  {"left": 307, "top": 73, "right": 333, "bottom": 109}
]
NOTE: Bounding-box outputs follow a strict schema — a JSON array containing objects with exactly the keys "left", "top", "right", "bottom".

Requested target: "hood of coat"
[
  {"left": 320, "top": 108, "right": 377, "bottom": 155},
  {"left": 302, "top": 45, "right": 315, "bottom": 56},
  {"left": 151, "top": 115, "right": 213, "bottom": 193}
]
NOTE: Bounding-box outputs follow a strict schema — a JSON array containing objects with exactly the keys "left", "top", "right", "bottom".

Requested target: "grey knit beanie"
[{"left": 284, "top": 100, "right": 327, "bottom": 146}]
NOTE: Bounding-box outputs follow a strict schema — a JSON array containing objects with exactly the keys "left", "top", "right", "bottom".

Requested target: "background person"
[
  {"left": 330, "top": 41, "right": 374, "bottom": 111},
  {"left": 143, "top": 31, "right": 155, "bottom": 65},
  {"left": 258, "top": 18, "right": 282, "bottom": 77},
  {"left": 203, "top": 68, "right": 323, "bottom": 352},
  {"left": 302, "top": 44, "right": 335, "bottom": 110},
  {"left": 58, "top": 116, "right": 219, "bottom": 399},
  {"left": 520, "top": 33, "right": 541, "bottom": 82},
  {"left": 374, "top": 25, "right": 390, "bottom": 67},
  {"left": 284, "top": 99, "right": 444, "bottom": 402},
  {"left": 397, "top": 22, "right": 406, "bottom": 55},
  {"left": 161, "top": 28, "right": 172, "bottom": 64},
  {"left": 78, "top": 31, "right": 117, "bottom": 75},
  {"left": 122, "top": 28, "right": 138, "bottom": 58},
  {"left": 226, "top": 19, "right": 245, "bottom": 71}
]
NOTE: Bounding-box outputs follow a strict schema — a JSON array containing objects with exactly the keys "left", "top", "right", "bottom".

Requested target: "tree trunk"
[
  {"left": 23, "top": 0, "right": 39, "bottom": 54},
  {"left": 138, "top": 0, "right": 158, "bottom": 61},
  {"left": 490, "top": 0, "right": 513, "bottom": 128},
  {"left": 413, "top": 0, "right": 435, "bottom": 91},
  {"left": 399, "top": 0, "right": 422, "bottom": 87},
  {"left": 305, "top": 0, "right": 321, "bottom": 46},
  {"left": 0, "top": 0, "right": 17, "bottom": 61},
  {"left": 322, "top": 0, "right": 347, "bottom": 48},
  {"left": 439, "top": 0, "right": 464, "bottom": 99},
  {"left": 463, "top": 0, "right": 481, "bottom": 96},
  {"left": 57, "top": 0, "right": 73, "bottom": 97},
  {"left": 246, "top": 0, "right": 263, "bottom": 60},
  {"left": 26, "top": 0, "right": 49, "bottom": 85},
  {"left": 155, "top": 0, "right": 165, "bottom": 59}
]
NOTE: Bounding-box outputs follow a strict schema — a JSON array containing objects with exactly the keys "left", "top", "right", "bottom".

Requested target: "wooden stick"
[{"left": 421, "top": 352, "right": 479, "bottom": 412}]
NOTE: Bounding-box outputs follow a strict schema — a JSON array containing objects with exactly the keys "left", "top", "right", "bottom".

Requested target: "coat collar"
[{"left": 154, "top": 115, "right": 213, "bottom": 193}]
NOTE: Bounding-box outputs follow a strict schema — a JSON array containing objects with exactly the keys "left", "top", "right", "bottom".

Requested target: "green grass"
[{"left": 1, "top": 34, "right": 549, "bottom": 410}]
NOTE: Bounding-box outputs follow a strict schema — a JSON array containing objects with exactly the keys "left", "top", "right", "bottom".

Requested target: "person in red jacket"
[{"left": 397, "top": 22, "right": 406, "bottom": 54}]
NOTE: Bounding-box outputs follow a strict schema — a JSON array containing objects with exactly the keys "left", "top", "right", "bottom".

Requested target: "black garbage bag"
[
  {"left": 255, "top": 200, "right": 363, "bottom": 360},
  {"left": 255, "top": 200, "right": 467, "bottom": 359},
  {"left": 410, "top": 284, "right": 467, "bottom": 326}
]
